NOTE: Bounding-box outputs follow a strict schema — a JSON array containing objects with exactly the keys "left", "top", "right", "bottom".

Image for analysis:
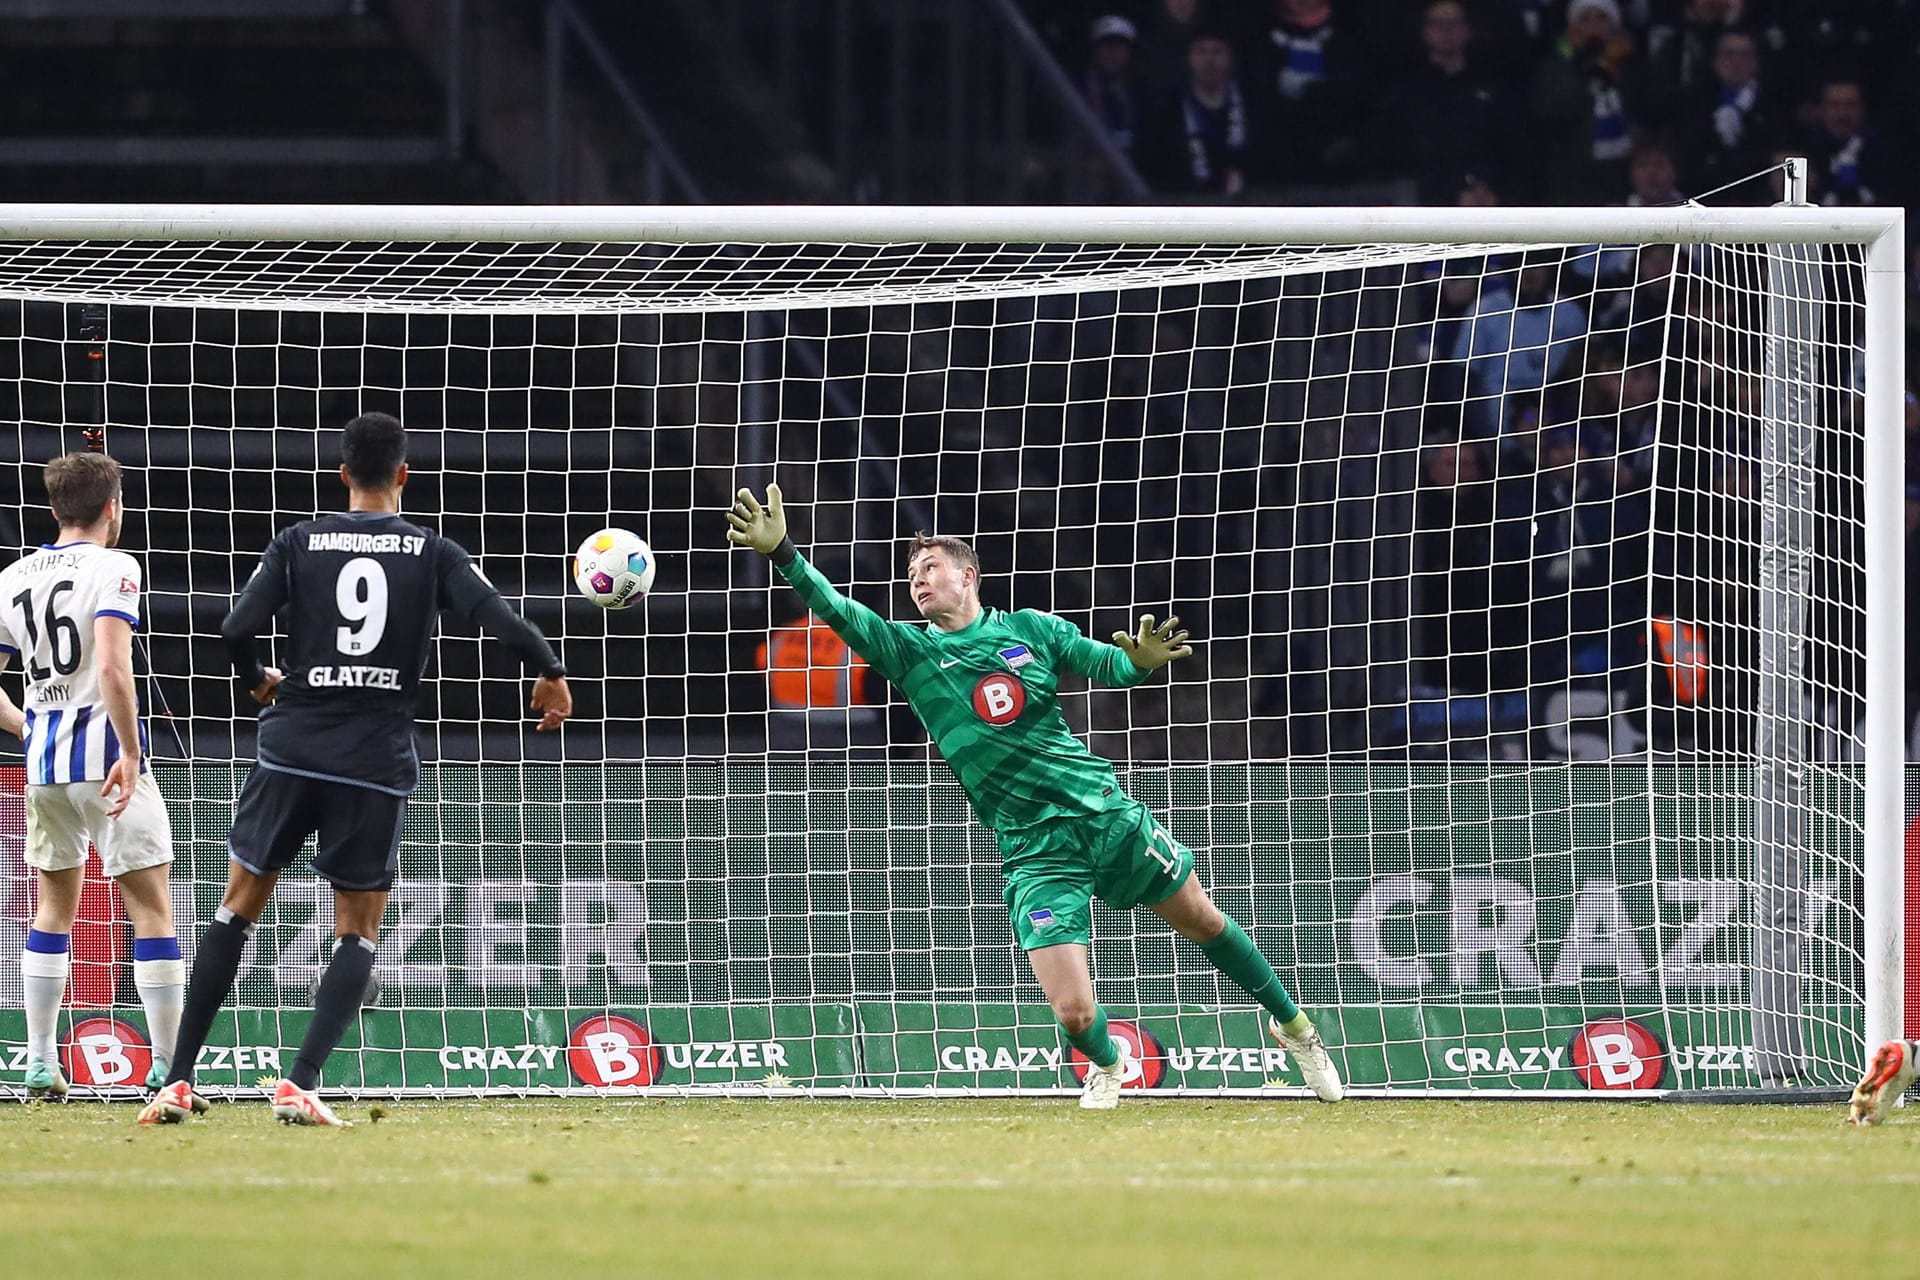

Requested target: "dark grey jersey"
[{"left": 222, "top": 510, "right": 562, "bottom": 794}]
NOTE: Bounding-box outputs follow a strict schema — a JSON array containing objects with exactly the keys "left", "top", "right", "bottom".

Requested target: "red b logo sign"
[
  {"left": 1569, "top": 1018, "right": 1665, "bottom": 1091},
  {"left": 972, "top": 673, "right": 1026, "bottom": 726},
  {"left": 62, "top": 1017, "right": 152, "bottom": 1088},
  {"left": 1068, "top": 1019, "right": 1168, "bottom": 1090},
  {"left": 567, "top": 1014, "right": 661, "bottom": 1087}
]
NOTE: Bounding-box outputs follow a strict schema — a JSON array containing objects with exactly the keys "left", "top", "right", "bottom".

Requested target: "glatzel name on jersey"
[{"left": 305, "top": 664, "right": 402, "bottom": 690}]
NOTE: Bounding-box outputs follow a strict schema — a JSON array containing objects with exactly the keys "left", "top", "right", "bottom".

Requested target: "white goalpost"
[{"left": 0, "top": 200, "right": 1903, "bottom": 1099}]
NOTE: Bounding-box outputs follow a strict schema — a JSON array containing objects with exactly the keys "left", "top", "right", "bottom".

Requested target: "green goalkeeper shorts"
[{"left": 999, "top": 799, "right": 1195, "bottom": 951}]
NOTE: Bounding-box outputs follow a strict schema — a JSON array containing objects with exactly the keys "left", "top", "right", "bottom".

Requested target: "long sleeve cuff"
[{"left": 225, "top": 636, "right": 267, "bottom": 692}]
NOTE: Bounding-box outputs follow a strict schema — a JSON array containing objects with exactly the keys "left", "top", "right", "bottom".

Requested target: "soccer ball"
[{"left": 573, "top": 527, "right": 657, "bottom": 610}]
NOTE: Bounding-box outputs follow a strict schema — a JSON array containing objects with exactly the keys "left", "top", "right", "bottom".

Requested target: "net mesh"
[{"left": 0, "top": 230, "right": 1874, "bottom": 1095}]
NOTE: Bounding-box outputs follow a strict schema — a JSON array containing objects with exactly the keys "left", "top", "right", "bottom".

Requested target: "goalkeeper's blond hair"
[{"left": 905, "top": 532, "right": 978, "bottom": 578}]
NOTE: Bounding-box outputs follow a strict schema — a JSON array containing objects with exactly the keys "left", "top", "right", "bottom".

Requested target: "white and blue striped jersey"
[{"left": 0, "top": 541, "right": 149, "bottom": 785}]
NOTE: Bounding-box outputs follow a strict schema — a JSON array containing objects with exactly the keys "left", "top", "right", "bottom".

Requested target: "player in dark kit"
[{"left": 140, "top": 413, "right": 571, "bottom": 1126}]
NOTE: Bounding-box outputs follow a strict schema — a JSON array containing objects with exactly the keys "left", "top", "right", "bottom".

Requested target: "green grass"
[{"left": 5, "top": 1098, "right": 1920, "bottom": 1278}]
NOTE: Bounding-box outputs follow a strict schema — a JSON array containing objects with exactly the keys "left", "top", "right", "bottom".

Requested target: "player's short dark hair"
[
  {"left": 44, "top": 452, "right": 120, "bottom": 528},
  {"left": 906, "top": 532, "right": 980, "bottom": 579},
  {"left": 341, "top": 412, "right": 406, "bottom": 488}
]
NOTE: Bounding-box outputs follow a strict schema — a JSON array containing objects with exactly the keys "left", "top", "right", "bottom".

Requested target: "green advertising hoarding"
[
  {"left": 0, "top": 1002, "right": 1858, "bottom": 1094},
  {"left": 0, "top": 761, "right": 1868, "bottom": 1094}
]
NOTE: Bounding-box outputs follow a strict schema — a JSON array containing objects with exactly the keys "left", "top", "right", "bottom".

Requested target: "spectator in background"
[
  {"left": 1591, "top": 240, "right": 1681, "bottom": 353},
  {"left": 1512, "top": 417, "right": 1634, "bottom": 686},
  {"left": 757, "top": 605, "right": 884, "bottom": 753},
  {"left": 1144, "top": 28, "right": 1251, "bottom": 196},
  {"left": 1762, "top": 1, "right": 1915, "bottom": 112},
  {"left": 1249, "top": 0, "right": 1370, "bottom": 181},
  {"left": 1622, "top": 136, "right": 1683, "bottom": 205},
  {"left": 1514, "top": 0, "right": 1564, "bottom": 52},
  {"left": 1533, "top": 0, "right": 1662, "bottom": 203},
  {"left": 1138, "top": 0, "right": 1209, "bottom": 97},
  {"left": 1411, "top": 438, "right": 1498, "bottom": 693},
  {"left": 1676, "top": 28, "right": 1777, "bottom": 195},
  {"left": 1551, "top": 337, "right": 1626, "bottom": 435},
  {"left": 1373, "top": 0, "right": 1523, "bottom": 203},
  {"left": 1083, "top": 15, "right": 1151, "bottom": 164},
  {"left": 1646, "top": 0, "right": 1749, "bottom": 97},
  {"left": 1423, "top": 0, "right": 1537, "bottom": 86},
  {"left": 1610, "top": 346, "right": 1663, "bottom": 495},
  {"left": 1806, "top": 78, "right": 1902, "bottom": 208},
  {"left": 1451, "top": 252, "right": 1590, "bottom": 439}
]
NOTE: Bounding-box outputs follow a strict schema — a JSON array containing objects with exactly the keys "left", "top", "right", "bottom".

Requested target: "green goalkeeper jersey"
[{"left": 776, "top": 549, "right": 1152, "bottom": 832}]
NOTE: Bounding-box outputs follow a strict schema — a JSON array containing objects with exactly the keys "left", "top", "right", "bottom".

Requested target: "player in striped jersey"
[
  {"left": 728, "top": 485, "right": 1342, "bottom": 1109},
  {"left": 0, "top": 453, "right": 187, "bottom": 1102}
]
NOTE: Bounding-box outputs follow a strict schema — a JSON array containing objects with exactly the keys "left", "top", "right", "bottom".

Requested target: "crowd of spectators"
[
  {"left": 1031, "top": 0, "right": 1916, "bottom": 213},
  {"left": 1014, "top": 0, "right": 1914, "bottom": 760}
]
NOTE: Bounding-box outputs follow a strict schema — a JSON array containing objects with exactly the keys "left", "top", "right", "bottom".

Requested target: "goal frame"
[{"left": 0, "top": 200, "right": 1904, "bottom": 1085}]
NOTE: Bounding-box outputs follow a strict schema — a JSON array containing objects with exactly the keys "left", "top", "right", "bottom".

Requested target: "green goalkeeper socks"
[
  {"left": 1063, "top": 1006, "right": 1120, "bottom": 1069},
  {"left": 1199, "top": 917, "right": 1303, "bottom": 1025}
]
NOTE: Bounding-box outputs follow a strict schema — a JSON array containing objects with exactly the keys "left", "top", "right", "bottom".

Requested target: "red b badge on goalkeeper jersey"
[{"left": 972, "top": 673, "right": 1026, "bottom": 726}]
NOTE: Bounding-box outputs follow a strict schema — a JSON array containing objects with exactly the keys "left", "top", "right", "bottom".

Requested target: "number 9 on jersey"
[{"left": 573, "top": 527, "right": 657, "bottom": 610}]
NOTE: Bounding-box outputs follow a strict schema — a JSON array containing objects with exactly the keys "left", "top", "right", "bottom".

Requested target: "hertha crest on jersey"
[{"left": 998, "top": 644, "right": 1034, "bottom": 670}]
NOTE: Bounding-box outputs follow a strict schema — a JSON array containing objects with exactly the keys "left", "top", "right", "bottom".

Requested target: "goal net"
[{"left": 0, "top": 205, "right": 1902, "bottom": 1098}]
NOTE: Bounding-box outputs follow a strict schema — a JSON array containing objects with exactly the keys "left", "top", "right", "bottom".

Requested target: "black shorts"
[{"left": 228, "top": 765, "right": 406, "bottom": 892}]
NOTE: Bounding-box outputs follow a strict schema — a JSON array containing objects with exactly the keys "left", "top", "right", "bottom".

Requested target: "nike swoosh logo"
[{"left": 939, "top": 658, "right": 962, "bottom": 668}]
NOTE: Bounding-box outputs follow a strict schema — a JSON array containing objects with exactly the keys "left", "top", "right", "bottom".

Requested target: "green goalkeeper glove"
[
  {"left": 1113, "top": 614, "right": 1193, "bottom": 671},
  {"left": 726, "top": 483, "right": 789, "bottom": 555}
]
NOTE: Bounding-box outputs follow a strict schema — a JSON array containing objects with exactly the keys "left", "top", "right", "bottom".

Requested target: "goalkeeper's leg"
[
  {"left": 1007, "top": 871, "right": 1132, "bottom": 1108},
  {"left": 1027, "top": 941, "right": 1131, "bottom": 1111},
  {"left": 1149, "top": 875, "right": 1343, "bottom": 1101}
]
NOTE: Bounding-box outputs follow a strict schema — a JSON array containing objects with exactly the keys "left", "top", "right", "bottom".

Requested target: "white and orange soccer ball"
[{"left": 573, "top": 527, "right": 657, "bottom": 610}]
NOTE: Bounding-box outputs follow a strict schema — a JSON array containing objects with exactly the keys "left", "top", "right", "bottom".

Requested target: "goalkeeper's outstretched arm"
[
  {"left": 726, "top": 484, "right": 907, "bottom": 676},
  {"left": 1049, "top": 612, "right": 1193, "bottom": 688}
]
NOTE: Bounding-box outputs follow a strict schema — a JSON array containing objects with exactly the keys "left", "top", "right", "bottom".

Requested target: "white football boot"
[
  {"left": 1079, "top": 1038, "right": 1133, "bottom": 1111},
  {"left": 1270, "top": 1016, "right": 1344, "bottom": 1102}
]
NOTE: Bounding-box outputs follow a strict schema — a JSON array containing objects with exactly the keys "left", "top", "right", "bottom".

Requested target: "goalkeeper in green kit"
[{"left": 728, "top": 485, "right": 1342, "bottom": 1109}]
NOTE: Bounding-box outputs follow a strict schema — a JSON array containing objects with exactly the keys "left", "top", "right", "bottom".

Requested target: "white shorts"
[{"left": 24, "top": 773, "right": 174, "bottom": 878}]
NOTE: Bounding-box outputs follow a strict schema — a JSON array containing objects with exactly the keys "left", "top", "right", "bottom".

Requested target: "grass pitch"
[{"left": 5, "top": 1097, "right": 1919, "bottom": 1278}]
